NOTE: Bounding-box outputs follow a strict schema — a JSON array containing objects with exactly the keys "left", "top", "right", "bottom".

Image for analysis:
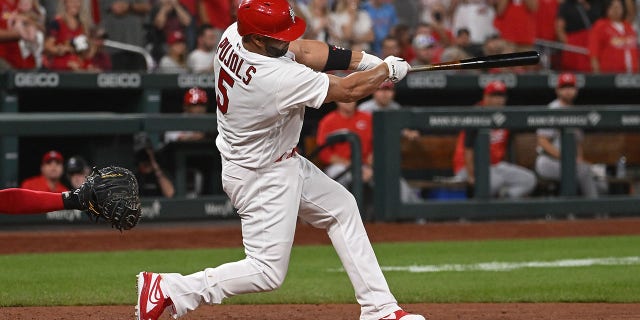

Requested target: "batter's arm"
[
  {"left": 323, "top": 63, "right": 389, "bottom": 103},
  {"left": 289, "top": 39, "right": 365, "bottom": 71}
]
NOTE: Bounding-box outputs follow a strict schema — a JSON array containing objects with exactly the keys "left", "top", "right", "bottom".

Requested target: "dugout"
[{"left": 2, "top": 72, "right": 640, "bottom": 224}]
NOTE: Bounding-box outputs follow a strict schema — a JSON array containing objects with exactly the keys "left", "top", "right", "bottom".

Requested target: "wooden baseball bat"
[{"left": 409, "top": 51, "right": 540, "bottom": 72}]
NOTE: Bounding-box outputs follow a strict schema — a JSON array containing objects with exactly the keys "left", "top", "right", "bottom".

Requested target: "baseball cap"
[
  {"left": 167, "top": 30, "right": 185, "bottom": 45},
  {"left": 184, "top": 87, "right": 208, "bottom": 105},
  {"left": 413, "top": 34, "right": 437, "bottom": 49},
  {"left": 66, "top": 156, "right": 88, "bottom": 174},
  {"left": 557, "top": 73, "right": 576, "bottom": 88},
  {"left": 42, "top": 150, "right": 63, "bottom": 164},
  {"left": 378, "top": 82, "right": 394, "bottom": 90},
  {"left": 484, "top": 80, "right": 507, "bottom": 95}
]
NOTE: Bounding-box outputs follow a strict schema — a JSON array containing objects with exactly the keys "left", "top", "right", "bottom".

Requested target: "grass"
[{"left": 0, "top": 235, "right": 639, "bottom": 306}]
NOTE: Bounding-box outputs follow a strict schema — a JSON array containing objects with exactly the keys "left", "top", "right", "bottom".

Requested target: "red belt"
[{"left": 275, "top": 148, "right": 296, "bottom": 163}]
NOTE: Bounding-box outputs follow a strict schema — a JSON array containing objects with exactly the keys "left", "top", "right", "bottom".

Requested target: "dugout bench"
[
  {"left": 400, "top": 132, "right": 639, "bottom": 198},
  {"left": 373, "top": 106, "right": 640, "bottom": 221}
]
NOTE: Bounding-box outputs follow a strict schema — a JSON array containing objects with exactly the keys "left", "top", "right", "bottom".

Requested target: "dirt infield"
[{"left": 2, "top": 217, "right": 640, "bottom": 320}]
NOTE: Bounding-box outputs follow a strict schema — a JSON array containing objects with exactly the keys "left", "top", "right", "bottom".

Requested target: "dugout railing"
[{"left": 373, "top": 106, "right": 640, "bottom": 221}]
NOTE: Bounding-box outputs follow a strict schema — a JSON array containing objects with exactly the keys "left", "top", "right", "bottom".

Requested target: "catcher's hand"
[{"left": 77, "top": 166, "right": 142, "bottom": 231}]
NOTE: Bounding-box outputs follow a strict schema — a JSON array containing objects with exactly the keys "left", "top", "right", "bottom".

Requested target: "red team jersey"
[
  {"left": 20, "top": 176, "right": 68, "bottom": 193},
  {"left": 588, "top": 18, "right": 639, "bottom": 73},
  {"left": 47, "top": 17, "right": 86, "bottom": 71},
  {"left": 493, "top": 0, "right": 536, "bottom": 45},
  {"left": 452, "top": 129, "right": 509, "bottom": 174},
  {"left": 316, "top": 110, "right": 373, "bottom": 166},
  {"left": 202, "top": 0, "right": 233, "bottom": 30},
  {"left": 535, "top": 0, "right": 557, "bottom": 41}
]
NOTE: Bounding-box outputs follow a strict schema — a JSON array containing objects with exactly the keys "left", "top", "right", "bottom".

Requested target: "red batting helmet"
[
  {"left": 237, "top": 0, "right": 306, "bottom": 41},
  {"left": 184, "top": 88, "right": 208, "bottom": 105}
]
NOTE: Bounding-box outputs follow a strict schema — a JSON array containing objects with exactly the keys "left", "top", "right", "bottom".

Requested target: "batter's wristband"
[{"left": 323, "top": 45, "right": 352, "bottom": 71}]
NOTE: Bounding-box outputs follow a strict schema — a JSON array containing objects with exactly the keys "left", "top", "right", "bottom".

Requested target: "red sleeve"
[{"left": 0, "top": 188, "right": 64, "bottom": 214}]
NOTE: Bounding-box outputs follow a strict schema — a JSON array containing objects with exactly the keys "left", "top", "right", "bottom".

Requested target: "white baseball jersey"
[{"left": 214, "top": 23, "right": 330, "bottom": 168}]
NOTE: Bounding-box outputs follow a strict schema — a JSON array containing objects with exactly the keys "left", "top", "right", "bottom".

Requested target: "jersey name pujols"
[{"left": 217, "top": 37, "right": 256, "bottom": 85}]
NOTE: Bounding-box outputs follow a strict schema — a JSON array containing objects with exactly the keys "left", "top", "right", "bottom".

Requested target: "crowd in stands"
[{"left": 0, "top": 0, "right": 638, "bottom": 73}]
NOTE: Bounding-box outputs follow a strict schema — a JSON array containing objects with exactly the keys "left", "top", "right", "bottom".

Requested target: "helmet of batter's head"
[
  {"left": 237, "top": 0, "right": 306, "bottom": 42},
  {"left": 184, "top": 87, "right": 208, "bottom": 105}
]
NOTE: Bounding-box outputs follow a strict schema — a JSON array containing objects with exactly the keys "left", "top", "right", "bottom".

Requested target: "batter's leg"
[
  {"left": 296, "top": 157, "right": 400, "bottom": 320},
  {"left": 159, "top": 158, "right": 302, "bottom": 317}
]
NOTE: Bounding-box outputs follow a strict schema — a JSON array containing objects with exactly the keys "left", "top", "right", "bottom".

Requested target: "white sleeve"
[{"left": 275, "top": 65, "right": 329, "bottom": 113}]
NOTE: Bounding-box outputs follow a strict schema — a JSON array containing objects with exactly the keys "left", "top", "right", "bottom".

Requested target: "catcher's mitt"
[{"left": 77, "top": 166, "right": 141, "bottom": 231}]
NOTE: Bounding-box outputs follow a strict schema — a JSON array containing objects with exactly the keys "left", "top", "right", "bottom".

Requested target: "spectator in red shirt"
[
  {"left": 589, "top": 0, "right": 639, "bottom": 73},
  {"left": 493, "top": 0, "right": 538, "bottom": 51},
  {"left": 452, "top": 81, "right": 536, "bottom": 198},
  {"left": 535, "top": 0, "right": 558, "bottom": 41},
  {"left": 0, "top": 0, "right": 44, "bottom": 70},
  {"left": 44, "top": 0, "right": 93, "bottom": 71},
  {"left": 198, "top": 0, "right": 234, "bottom": 32},
  {"left": 21, "top": 150, "right": 69, "bottom": 193},
  {"left": 556, "top": 0, "right": 602, "bottom": 72}
]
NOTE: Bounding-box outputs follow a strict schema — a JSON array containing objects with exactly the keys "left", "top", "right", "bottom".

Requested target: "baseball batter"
[{"left": 135, "top": 0, "right": 424, "bottom": 319}]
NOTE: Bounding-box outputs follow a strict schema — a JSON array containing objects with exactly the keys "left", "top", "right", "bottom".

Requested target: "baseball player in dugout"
[
  {"left": 20, "top": 150, "right": 69, "bottom": 193},
  {"left": 535, "top": 73, "right": 605, "bottom": 197},
  {"left": 135, "top": 0, "right": 424, "bottom": 319},
  {"left": 452, "top": 81, "right": 536, "bottom": 198}
]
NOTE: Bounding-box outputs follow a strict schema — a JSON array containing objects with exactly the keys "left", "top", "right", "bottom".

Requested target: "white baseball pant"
[{"left": 160, "top": 154, "right": 401, "bottom": 320}]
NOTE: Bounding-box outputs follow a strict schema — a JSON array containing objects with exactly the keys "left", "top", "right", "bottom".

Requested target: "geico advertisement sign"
[
  {"left": 97, "top": 73, "right": 141, "bottom": 88},
  {"left": 615, "top": 75, "right": 640, "bottom": 88},
  {"left": 14, "top": 73, "right": 60, "bottom": 87},
  {"left": 406, "top": 73, "right": 447, "bottom": 88},
  {"left": 178, "top": 74, "right": 215, "bottom": 88}
]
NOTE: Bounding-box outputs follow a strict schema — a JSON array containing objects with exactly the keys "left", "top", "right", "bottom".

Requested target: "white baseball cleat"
[
  {"left": 135, "top": 272, "right": 175, "bottom": 320},
  {"left": 379, "top": 309, "right": 427, "bottom": 320}
]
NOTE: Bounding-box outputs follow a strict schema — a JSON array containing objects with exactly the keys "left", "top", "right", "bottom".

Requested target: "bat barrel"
[
  {"left": 410, "top": 51, "right": 540, "bottom": 72},
  {"left": 457, "top": 51, "right": 540, "bottom": 70}
]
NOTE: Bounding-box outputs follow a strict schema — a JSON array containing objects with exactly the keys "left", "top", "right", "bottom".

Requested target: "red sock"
[{"left": 0, "top": 188, "right": 64, "bottom": 214}]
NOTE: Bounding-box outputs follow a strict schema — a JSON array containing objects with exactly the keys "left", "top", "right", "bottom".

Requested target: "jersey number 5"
[{"left": 216, "top": 69, "right": 235, "bottom": 114}]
